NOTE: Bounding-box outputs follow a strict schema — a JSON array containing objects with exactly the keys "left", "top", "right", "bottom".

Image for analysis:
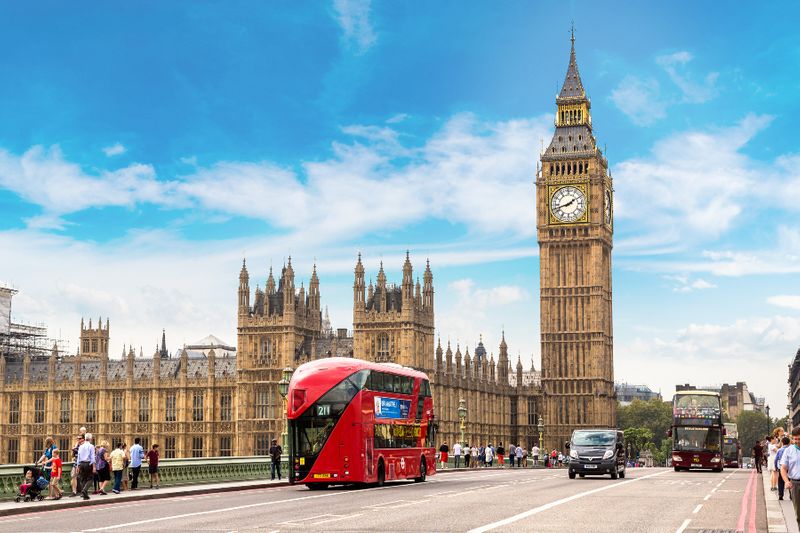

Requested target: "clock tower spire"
[{"left": 537, "top": 31, "right": 615, "bottom": 452}]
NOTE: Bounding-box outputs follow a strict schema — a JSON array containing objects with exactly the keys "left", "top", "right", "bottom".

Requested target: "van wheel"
[
  {"left": 568, "top": 470, "right": 576, "bottom": 479},
  {"left": 376, "top": 460, "right": 385, "bottom": 487},
  {"left": 415, "top": 457, "right": 427, "bottom": 482}
]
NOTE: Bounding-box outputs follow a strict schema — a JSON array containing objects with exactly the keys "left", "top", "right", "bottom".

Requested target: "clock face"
[
  {"left": 604, "top": 189, "right": 612, "bottom": 225},
  {"left": 550, "top": 185, "right": 587, "bottom": 223}
]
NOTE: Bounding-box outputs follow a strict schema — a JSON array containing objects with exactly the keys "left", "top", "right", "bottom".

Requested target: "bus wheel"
[
  {"left": 415, "top": 457, "right": 427, "bottom": 483},
  {"left": 376, "top": 460, "right": 385, "bottom": 487},
  {"left": 673, "top": 466, "right": 682, "bottom": 472},
  {"left": 307, "top": 483, "right": 328, "bottom": 490}
]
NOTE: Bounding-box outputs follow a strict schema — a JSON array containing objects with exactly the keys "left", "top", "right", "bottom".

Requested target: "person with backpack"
[
  {"left": 439, "top": 443, "right": 449, "bottom": 469},
  {"left": 496, "top": 442, "right": 505, "bottom": 467},
  {"left": 269, "top": 438, "right": 283, "bottom": 480}
]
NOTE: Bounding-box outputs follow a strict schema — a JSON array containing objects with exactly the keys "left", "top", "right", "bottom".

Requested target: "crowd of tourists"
[
  {"left": 30, "top": 427, "right": 161, "bottom": 501},
  {"left": 438, "top": 442, "right": 566, "bottom": 469},
  {"left": 752, "top": 425, "right": 800, "bottom": 530}
]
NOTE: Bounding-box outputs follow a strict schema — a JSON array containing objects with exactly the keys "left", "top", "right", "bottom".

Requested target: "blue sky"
[{"left": 1, "top": 1, "right": 799, "bottom": 415}]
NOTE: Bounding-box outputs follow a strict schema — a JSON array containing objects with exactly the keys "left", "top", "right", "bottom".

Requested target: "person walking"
[
  {"left": 146, "top": 444, "right": 160, "bottom": 489},
  {"left": 470, "top": 444, "right": 478, "bottom": 468},
  {"left": 453, "top": 442, "right": 462, "bottom": 469},
  {"left": 780, "top": 427, "right": 800, "bottom": 531},
  {"left": 508, "top": 444, "right": 516, "bottom": 467},
  {"left": 496, "top": 442, "right": 505, "bottom": 467},
  {"left": 439, "top": 443, "right": 449, "bottom": 470},
  {"left": 485, "top": 443, "right": 494, "bottom": 467},
  {"left": 45, "top": 449, "right": 63, "bottom": 499},
  {"left": 532, "top": 444, "right": 540, "bottom": 468},
  {"left": 463, "top": 444, "right": 469, "bottom": 469},
  {"left": 522, "top": 447, "right": 529, "bottom": 467},
  {"left": 129, "top": 438, "right": 145, "bottom": 490},
  {"left": 753, "top": 439, "right": 764, "bottom": 474},
  {"left": 478, "top": 445, "right": 485, "bottom": 467},
  {"left": 77, "top": 433, "right": 96, "bottom": 500},
  {"left": 121, "top": 443, "right": 130, "bottom": 491},
  {"left": 768, "top": 436, "right": 779, "bottom": 490},
  {"left": 96, "top": 441, "right": 110, "bottom": 495},
  {"left": 69, "top": 435, "right": 82, "bottom": 497},
  {"left": 776, "top": 436, "right": 790, "bottom": 500},
  {"left": 36, "top": 437, "right": 57, "bottom": 480},
  {"left": 110, "top": 442, "right": 126, "bottom": 494},
  {"left": 269, "top": 438, "right": 283, "bottom": 480},
  {"left": 516, "top": 445, "right": 524, "bottom": 468}
]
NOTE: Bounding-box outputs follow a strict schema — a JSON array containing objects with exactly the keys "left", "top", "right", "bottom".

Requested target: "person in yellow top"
[{"left": 109, "top": 443, "right": 126, "bottom": 494}]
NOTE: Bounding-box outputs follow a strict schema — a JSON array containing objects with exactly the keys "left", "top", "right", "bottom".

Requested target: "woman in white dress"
[{"left": 767, "top": 436, "right": 778, "bottom": 490}]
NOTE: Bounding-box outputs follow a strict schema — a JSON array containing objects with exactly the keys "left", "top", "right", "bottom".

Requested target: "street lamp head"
[
  {"left": 537, "top": 415, "right": 544, "bottom": 433},
  {"left": 457, "top": 398, "right": 467, "bottom": 419},
  {"left": 282, "top": 366, "right": 294, "bottom": 383},
  {"left": 278, "top": 378, "right": 289, "bottom": 398}
]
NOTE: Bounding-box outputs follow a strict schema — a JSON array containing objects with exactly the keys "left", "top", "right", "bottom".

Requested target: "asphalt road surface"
[{"left": 0, "top": 467, "right": 765, "bottom": 532}]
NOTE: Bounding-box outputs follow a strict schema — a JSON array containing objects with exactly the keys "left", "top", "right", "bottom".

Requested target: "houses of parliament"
[{"left": 0, "top": 34, "right": 615, "bottom": 463}]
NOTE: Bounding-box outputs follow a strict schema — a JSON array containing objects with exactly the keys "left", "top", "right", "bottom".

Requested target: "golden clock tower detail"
[{"left": 538, "top": 32, "right": 615, "bottom": 450}]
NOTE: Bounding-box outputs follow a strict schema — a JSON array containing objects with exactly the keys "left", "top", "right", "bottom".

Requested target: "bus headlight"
[
  {"left": 672, "top": 454, "right": 683, "bottom": 462},
  {"left": 711, "top": 456, "right": 721, "bottom": 463}
]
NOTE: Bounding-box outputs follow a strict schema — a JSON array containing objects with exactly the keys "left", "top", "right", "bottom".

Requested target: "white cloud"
[
  {"left": 665, "top": 274, "right": 717, "bottom": 293},
  {"left": 102, "top": 143, "right": 126, "bottom": 157},
  {"left": 617, "top": 314, "right": 800, "bottom": 417},
  {"left": 610, "top": 76, "right": 666, "bottom": 126},
  {"left": 386, "top": 113, "right": 409, "bottom": 124},
  {"left": 656, "top": 51, "right": 719, "bottom": 104},
  {"left": 331, "top": 0, "right": 377, "bottom": 54},
  {"left": 768, "top": 295, "right": 800, "bottom": 310}
]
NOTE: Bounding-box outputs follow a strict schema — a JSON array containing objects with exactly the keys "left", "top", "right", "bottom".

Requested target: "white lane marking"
[
  {"left": 703, "top": 494, "right": 711, "bottom": 501},
  {"left": 313, "top": 513, "right": 364, "bottom": 525},
  {"left": 676, "top": 518, "right": 691, "bottom": 533},
  {"left": 466, "top": 469, "right": 669, "bottom": 533},
  {"left": 277, "top": 513, "right": 332, "bottom": 525},
  {"left": 692, "top": 504, "right": 702, "bottom": 514}
]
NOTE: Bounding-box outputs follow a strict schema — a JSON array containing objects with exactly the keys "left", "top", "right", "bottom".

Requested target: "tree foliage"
[
  {"left": 736, "top": 410, "right": 770, "bottom": 456},
  {"left": 623, "top": 427, "right": 654, "bottom": 457},
  {"left": 617, "top": 399, "right": 672, "bottom": 448}
]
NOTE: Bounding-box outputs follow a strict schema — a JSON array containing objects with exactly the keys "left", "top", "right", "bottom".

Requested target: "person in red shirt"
[
  {"left": 45, "top": 449, "right": 63, "bottom": 499},
  {"left": 146, "top": 444, "right": 160, "bottom": 489}
]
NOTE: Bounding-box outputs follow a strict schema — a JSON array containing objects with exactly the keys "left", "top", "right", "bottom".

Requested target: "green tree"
[
  {"left": 617, "top": 399, "right": 672, "bottom": 447},
  {"left": 623, "top": 427, "right": 654, "bottom": 458},
  {"left": 736, "top": 410, "right": 770, "bottom": 457}
]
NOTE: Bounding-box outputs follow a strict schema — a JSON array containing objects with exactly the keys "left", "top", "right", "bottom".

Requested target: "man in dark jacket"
[
  {"left": 753, "top": 440, "right": 764, "bottom": 473},
  {"left": 269, "top": 439, "right": 283, "bottom": 480}
]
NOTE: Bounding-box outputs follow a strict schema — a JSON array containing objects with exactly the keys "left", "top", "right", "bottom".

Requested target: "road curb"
[
  {"left": 0, "top": 481, "right": 289, "bottom": 518},
  {"left": 761, "top": 470, "right": 789, "bottom": 533}
]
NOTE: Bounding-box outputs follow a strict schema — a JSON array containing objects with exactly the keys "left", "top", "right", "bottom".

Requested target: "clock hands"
[{"left": 557, "top": 197, "right": 576, "bottom": 210}]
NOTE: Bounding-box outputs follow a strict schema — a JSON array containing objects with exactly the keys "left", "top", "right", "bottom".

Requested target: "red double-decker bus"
[
  {"left": 671, "top": 390, "right": 724, "bottom": 472},
  {"left": 287, "top": 357, "right": 437, "bottom": 489}
]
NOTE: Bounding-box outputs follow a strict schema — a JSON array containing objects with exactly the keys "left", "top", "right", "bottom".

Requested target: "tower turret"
[
  {"left": 423, "top": 259, "right": 434, "bottom": 309},
  {"left": 498, "top": 331, "right": 509, "bottom": 384},
  {"left": 266, "top": 266, "right": 275, "bottom": 295},
  {"left": 238, "top": 259, "right": 250, "bottom": 315},
  {"left": 354, "top": 253, "right": 365, "bottom": 309},
  {"left": 402, "top": 251, "right": 413, "bottom": 301},
  {"left": 435, "top": 338, "right": 443, "bottom": 373},
  {"left": 309, "top": 263, "right": 320, "bottom": 311}
]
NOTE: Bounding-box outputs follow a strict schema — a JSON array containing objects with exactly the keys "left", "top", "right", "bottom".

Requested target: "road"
[{"left": 0, "top": 467, "right": 765, "bottom": 532}]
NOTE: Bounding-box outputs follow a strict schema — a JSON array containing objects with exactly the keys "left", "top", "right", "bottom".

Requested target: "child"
[
  {"left": 45, "top": 450, "right": 63, "bottom": 499},
  {"left": 19, "top": 469, "right": 33, "bottom": 496}
]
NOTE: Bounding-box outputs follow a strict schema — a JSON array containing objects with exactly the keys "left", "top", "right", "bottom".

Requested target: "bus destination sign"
[{"left": 374, "top": 396, "right": 411, "bottom": 419}]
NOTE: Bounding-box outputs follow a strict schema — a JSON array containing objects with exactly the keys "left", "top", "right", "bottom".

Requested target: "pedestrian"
[
  {"left": 768, "top": 436, "right": 779, "bottom": 490},
  {"left": 77, "top": 433, "right": 95, "bottom": 500},
  {"left": 36, "top": 437, "right": 58, "bottom": 480},
  {"left": 269, "top": 438, "right": 283, "bottom": 480},
  {"left": 753, "top": 439, "right": 764, "bottom": 474},
  {"left": 96, "top": 441, "right": 110, "bottom": 495},
  {"left": 532, "top": 444, "right": 540, "bottom": 467},
  {"left": 522, "top": 447, "right": 528, "bottom": 468},
  {"left": 516, "top": 445, "right": 524, "bottom": 468},
  {"left": 508, "top": 443, "right": 516, "bottom": 467},
  {"left": 44, "top": 449, "right": 63, "bottom": 499},
  {"left": 780, "top": 426, "right": 800, "bottom": 531},
  {"left": 485, "top": 443, "right": 494, "bottom": 467},
  {"left": 110, "top": 442, "right": 126, "bottom": 494},
  {"left": 146, "top": 444, "right": 160, "bottom": 489},
  {"left": 478, "top": 445, "right": 485, "bottom": 467},
  {"left": 129, "top": 438, "right": 145, "bottom": 490},
  {"left": 121, "top": 443, "right": 130, "bottom": 491},
  {"left": 462, "top": 444, "right": 469, "bottom": 469},
  {"left": 776, "top": 436, "right": 790, "bottom": 500},
  {"left": 471, "top": 444, "right": 478, "bottom": 468},
  {"left": 453, "top": 442, "right": 462, "bottom": 469},
  {"left": 69, "top": 434, "right": 82, "bottom": 497},
  {"left": 496, "top": 442, "right": 505, "bottom": 467},
  {"left": 439, "top": 442, "right": 449, "bottom": 470}
]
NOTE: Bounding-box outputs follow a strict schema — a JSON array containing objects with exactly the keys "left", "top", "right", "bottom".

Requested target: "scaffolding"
[{"left": 0, "top": 285, "right": 69, "bottom": 360}]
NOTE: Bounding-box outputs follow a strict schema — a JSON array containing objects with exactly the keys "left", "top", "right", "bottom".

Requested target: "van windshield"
[{"left": 572, "top": 431, "right": 616, "bottom": 446}]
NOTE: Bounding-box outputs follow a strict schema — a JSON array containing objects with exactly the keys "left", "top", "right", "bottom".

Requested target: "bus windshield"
[
  {"left": 572, "top": 430, "right": 615, "bottom": 446},
  {"left": 675, "top": 427, "right": 721, "bottom": 452},
  {"left": 293, "top": 370, "right": 368, "bottom": 458},
  {"left": 675, "top": 395, "right": 719, "bottom": 409}
]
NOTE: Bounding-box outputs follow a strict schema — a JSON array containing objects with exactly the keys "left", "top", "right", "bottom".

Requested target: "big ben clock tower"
[{"left": 538, "top": 31, "right": 615, "bottom": 451}]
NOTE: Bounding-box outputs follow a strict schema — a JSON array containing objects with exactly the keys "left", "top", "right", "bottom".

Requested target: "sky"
[{"left": 1, "top": 1, "right": 799, "bottom": 416}]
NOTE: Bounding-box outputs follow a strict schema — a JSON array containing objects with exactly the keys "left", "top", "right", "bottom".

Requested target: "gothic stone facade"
[{"left": 537, "top": 33, "right": 616, "bottom": 450}]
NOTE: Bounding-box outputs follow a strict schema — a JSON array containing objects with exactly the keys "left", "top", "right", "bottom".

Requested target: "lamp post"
[
  {"left": 278, "top": 366, "right": 294, "bottom": 450},
  {"left": 458, "top": 398, "right": 467, "bottom": 448},
  {"left": 537, "top": 415, "right": 544, "bottom": 455},
  {"left": 766, "top": 404, "right": 771, "bottom": 437}
]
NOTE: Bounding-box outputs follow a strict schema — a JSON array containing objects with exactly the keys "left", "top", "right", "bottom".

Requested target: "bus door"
[{"left": 365, "top": 425, "right": 374, "bottom": 477}]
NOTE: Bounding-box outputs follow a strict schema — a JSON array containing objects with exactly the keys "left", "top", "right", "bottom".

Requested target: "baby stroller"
[{"left": 15, "top": 466, "right": 48, "bottom": 502}]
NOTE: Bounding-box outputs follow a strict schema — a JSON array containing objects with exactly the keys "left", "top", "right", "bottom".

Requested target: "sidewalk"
[
  {"left": 761, "top": 470, "right": 799, "bottom": 533},
  {"left": 0, "top": 478, "right": 288, "bottom": 518}
]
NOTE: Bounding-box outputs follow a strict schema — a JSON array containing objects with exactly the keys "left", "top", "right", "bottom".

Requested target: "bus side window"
[
  {"left": 393, "top": 375, "right": 402, "bottom": 394},
  {"left": 374, "top": 372, "right": 385, "bottom": 392}
]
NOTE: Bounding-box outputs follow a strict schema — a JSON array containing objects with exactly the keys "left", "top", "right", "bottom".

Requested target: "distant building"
[
  {"left": 788, "top": 348, "right": 800, "bottom": 431},
  {"left": 615, "top": 383, "right": 662, "bottom": 405},
  {"left": 676, "top": 382, "right": 765, "bottom": 420}
]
